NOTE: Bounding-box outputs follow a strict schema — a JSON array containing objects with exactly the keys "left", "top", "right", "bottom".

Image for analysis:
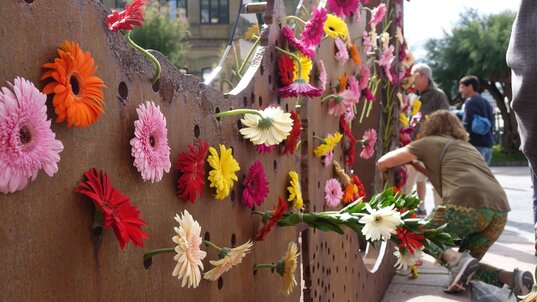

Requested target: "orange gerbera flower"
[
  {"left": 338, "top": 73, "right": 348, "bottom": 93},
  {"left": 349, "top": 43, "right": 361, "bottom": 65},
  {"left": 41, "top": 41, "right": 106, "bottom": 128}
]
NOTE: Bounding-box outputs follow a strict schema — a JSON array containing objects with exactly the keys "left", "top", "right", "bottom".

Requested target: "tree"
[
  {"left": 424, "top": 9, "right": 519, "bottom": 153},
  {"left": 130, "top": 2, "right": 190, "bottom": 67}
]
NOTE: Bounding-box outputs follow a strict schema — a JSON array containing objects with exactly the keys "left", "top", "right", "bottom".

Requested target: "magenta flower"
[
  {"left": 360, "top": 129, "right": 377, "bottom": 159},
  {"left": 256, "top": 144, "right": 276, "bottom": 154},
  {"left": 335, "top": 38, "right": 349, "bottom": 65},
  {"left": 363, "top": 87, "right": 376, "bottom": 102},
  {"left": 328, "top": 0, "right": 359, "bottom": 17},
  {"left": 324, "top": 178, "right": 343, "bottom": 208},
  {"left": 344, "top": 104, "right": 356, "bottom": 123},
  {"left": 242, "top": 160, "right": 269, "bottom": 209},
  {"left": 348, "top": 76, "right": 361, "bottom": 101},
  {"left": 281, "top": 27, "right": 316, "bottom": 59},
  {"left": 318, "top": 60, "right": 327, "bottom": 93},
  {"left": 369, "top": 3, "right": 387, "bottom": 27},
  {"left": 322, "top": 151, "right": 334, "bottom": 167},
  {"left": 328, "top": 90, "right": 355, "bottom": 117},
  {"left": 301, "top": 7, "right": 328, "bottom": 47},
  {"left": 130, "top": 101, "right": 171, "bottom": 182},
  {"left": 279, "top": 79, "right": 323, "bottom": 98},
  {"left": 0, "top": 77, "right": 64, "bottom": 193},
  {"left": 359, "top": 64, "right": 371, "bottom": 90}
]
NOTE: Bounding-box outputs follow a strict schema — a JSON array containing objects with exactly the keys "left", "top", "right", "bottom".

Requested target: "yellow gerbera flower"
[
  {"left": 293, "top": 54, "right": 313, "bottom": 82},
  {"left": 207, "top": 145, "right": 240, "bottom": 200},
  {"left": 399, "top": 113, "right": 409, "bottom": 128},
  {"left": 287, "top": 171, "right": 303, "bottom": 209},
  {"left": 314, "top": 132, "right": 343, "bottom": 157},
  {"left": 411, "top": 99, "right": 422, "bottom": 116},
  {"left": 203, "top": 240, "right": 253, "bottom": 281},
  {"left": 276, "top": 242, "right": 300, "bottom": 295},
  {"left": 323, "top": 14, "right": 349, "bottom": 40}
]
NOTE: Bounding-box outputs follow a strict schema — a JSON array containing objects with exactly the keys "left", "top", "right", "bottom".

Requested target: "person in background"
[
  {"left": 506, "top": 0, "right": 537, "bottom": 256},
  {"left": 404, "top": 63, "right": 450, "bottom": 215},
  {"left": 377, "top": 110, "right": 534, "bottom": 295},
  {"left": 459, "top": 75, "right": 495, "bottom": 165}
]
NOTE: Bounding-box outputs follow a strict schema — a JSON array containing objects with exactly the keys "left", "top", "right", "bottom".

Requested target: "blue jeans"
[{"left": 475, "top": 146, "right": 492, "bottom": 165}]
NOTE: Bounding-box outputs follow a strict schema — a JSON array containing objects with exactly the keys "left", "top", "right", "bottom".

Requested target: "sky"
[{"left": 404, "top": 0, "right": 521, "bottom": 60}]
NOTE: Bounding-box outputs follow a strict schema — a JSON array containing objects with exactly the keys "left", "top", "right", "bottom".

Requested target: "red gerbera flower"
[
  {"left": 175, "top": 141, "right": 208, "bottom": 203},
  {"left": 396, "top": 227, "right": 424, "bottom": 254},
  {"left": 256, "top": 197, "right": 289, "bottom": 241},
  {"left": 107, "top": 0, "right": 149, "bottom": 32},
  {"left": 283, "top": 111, "right": 302, "bottom": 156},
  {"left": 76, "top": 168, "right": 149, "bottom": 249},
  {"left": 339, "top": 116, "right": 356, "bottom": 167},
  {"left": 242, "top": 160, "right": 270, "bottom": 209},
  {"left": 278, "top": 55, "right": 295, "bottom": 87}
]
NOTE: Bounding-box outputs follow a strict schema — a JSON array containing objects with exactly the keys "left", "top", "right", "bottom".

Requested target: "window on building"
[
  {"left": 167, "top": 0, "right": 187, "bottom": 18},
  {"left": 114, "top": 0, "right": 127, "bottom": 9},
  {"left": 200, "top": 0, "right": 229, "bottom": 24}
]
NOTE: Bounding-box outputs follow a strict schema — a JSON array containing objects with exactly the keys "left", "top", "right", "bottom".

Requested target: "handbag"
[{"left": 471, "top": 114, "right": 491, "bottom": 135}]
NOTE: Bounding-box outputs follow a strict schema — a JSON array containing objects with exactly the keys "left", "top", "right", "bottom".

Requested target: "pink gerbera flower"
[
  {"left": 318, "top": 60, "right": 327, "bottom": 93},
  {"left": 242, "top": 160, "right": 269, "bottom": 209},
  {"left": 362, "top": 30, "right": 373, "bottom": 53},
  {"left": 324, "top": 178, "right": 343, "bottom": 208},
  {"left": 363, "top": 87, "right": 376, "bottom": 102},
  {"left": 348, "top": 76, "right": 361, "bottom": 101},
  {"left": 328, "top": 90, "right": 355, "bottom": 117},
  {"left": 281, "top": 27, "right": 316, "bottom": 59},
  {"left": 130, "top": 101, "right": 171, "bottom": 182},
  {"left": 328, "top": 0, "right": 359, "bottom": 17},
  {"left": 279, "top": 79, "right": 323, "bottom": 98},
  {"left": 369, "top": 3, "right": 387, "bottom": 27},
  {"left": 322, "top": 151, "right": 334, "bottom": 167},
  {"left": 256, "top": 144, "right": 276, "bottom": 154},
  {"left": 335, "top": 38, "right": 349, "bottom": 65},
  {"left": 360, "top": 128, "right": 377, "bottom": 159},
  {"left": 0, "top": 77, "right": 64, "bottom": 193},
  {"left": 301, "top": 7, "right": 328, "bottom": 47},
  {"left": 359, "top": 64, "right": 371, "bottom": 90}
]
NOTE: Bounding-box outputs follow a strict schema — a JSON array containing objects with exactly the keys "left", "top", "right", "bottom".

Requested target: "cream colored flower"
[
  {"left": 359, "top": 204, "right": 403, "bottom": 241},
  {"left": 172, "top": 210, "right": 207, "bottom": 288},
  {"left": 394, "top": 247, "right": 423, "bottom": 271},
  {"left": 203, "top": 240, "right": 253, "bottom": 281},
  {"left": 381, "top": 32, "right": 390, "bottom": 50},
  {"left": 287, "top": 171, "right": 303, "bottom": 209},
  {"left": 239, "top": 107, "right": 293, "bottom": 146},
  {"left": 395, "top": 26, "right": 404, "bottom": 44},
  {"left": 277, "top": 242, "right": 300, "bottom": 295},
  {"left": 369, "top": 30, "right": 378, "bottom": 49}
]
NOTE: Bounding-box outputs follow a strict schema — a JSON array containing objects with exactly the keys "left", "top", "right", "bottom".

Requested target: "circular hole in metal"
[
  {"left": 215, "top": 107, "right": 221, "bottom": 121},
  {"left": 317, "top": 181, "right": 320, "bottom": 189},
  {"left": 237, "top": 120, "right": 242, "bottom": 132},
  {"left": 251, "top": 92, "right": 255, "bottom": 104},
  {"left": 277, "top": 96, "right": 281, "bottom": 105},
  {"left": 273, "top": 160, "right": 277, "bottom": 170},
  {"left": 204, "top": 231, "right": 210, "bottom": 242},
  {"left": 118, "top": 81, "right": 128, "bottom": 99},
  {"left": 260, "top": 64, "right": 264, "bottom": 76},
  {"left": 24, "top": 0, "right": 35, "bottom": 3},
  {"left": 231, "top": 233, "right": 236, "bottom": 247},
  {"left": 152, "top": 79, "right": 160, "bottom": 92},
  {"left": 268, "top": 74, "right": 272, "bottom": 85},
  {"left": 218, "top": 277, "right": 224, "bottom": 289},
  {"left": 243, "top": 96, "right": 248, "bottom": 107},
  {"left": 230, "top": 190, "right": 236, "bottom": 202},
  {"left": 258, "top": 96, "right": 263, "bottom": 107},
  {"left": 285, "top": 103, "right": 289, "bottom": 111},
  {"left": 194, "top": 124, "right": 200, "bottom": 139}
]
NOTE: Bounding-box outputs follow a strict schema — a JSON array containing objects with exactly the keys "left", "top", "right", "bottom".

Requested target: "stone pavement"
[{"left": 382, "top": 166, "right": 537, "bottom": 302}]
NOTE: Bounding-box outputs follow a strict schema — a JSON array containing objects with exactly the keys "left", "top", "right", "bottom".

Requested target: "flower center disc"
[
  {"left": 149, "top": 136, "right": 156, "bottom": 147},
  {"left": 70, "top": 74, "right": 81, "bottom": 95},
  {"left": 19, "top": 125, "right": 32, "bottom": 145}
]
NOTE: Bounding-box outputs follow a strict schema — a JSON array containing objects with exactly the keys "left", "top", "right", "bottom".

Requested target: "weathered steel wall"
[{"left": 0, "top": 0, "right": 399, "bottom": 301}]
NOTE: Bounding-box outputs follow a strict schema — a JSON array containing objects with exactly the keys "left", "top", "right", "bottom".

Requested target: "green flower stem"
[
  {"left": 125, "top": 32, "right": 161, "bottom": 85},
  {"left": 214, "top": 108, "right": 264, "bottom": 118},
  {"left": 238, "top": 35, "right": 261, "bottom": 76},
  {"left": 254, "top": 263, "right": 276, "bottom": 272},
  {"left": 283, "top": 15, "right": 306, "bottom": 25},
  {"left": 313, "top": 135, "right": 327, "bottom": 143},
  {"left": 143, "top": 247, "right": 175, "bottom": 262},
  {"left": 320, "top": 94, "right": 338, "bottom": 103},
  {"left": 359, "top": 100, "right": 368, "bottom": 123},
  {"left": 275, "top": 46, "right": 302, "bottom": 80},
  {"left": 204, "top": 240, "right": 222, "bottom": 253},
  {"left": 296, "top": 95, "right": 302, "bottom": 108}
]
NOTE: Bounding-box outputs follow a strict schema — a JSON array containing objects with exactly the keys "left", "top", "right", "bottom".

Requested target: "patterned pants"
[{"left": 426, "top": 204, "right": 508, "bottom": 287}]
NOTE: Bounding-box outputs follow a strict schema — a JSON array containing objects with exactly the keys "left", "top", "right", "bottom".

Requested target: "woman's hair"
[{"left": 420, "top": 110, "right": 470, "bottom": 141}]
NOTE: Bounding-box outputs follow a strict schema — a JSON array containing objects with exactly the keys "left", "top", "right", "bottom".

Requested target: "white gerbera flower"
[
  {"left": 203, "top": 240, "right": 253, "bottom": 281},
  {"left": 394, "top": 247, "right": 423, "bottom": 271},
  {"left": 359, "top": 204, "right": 403, "bottom": 241},
  {"left": 172, "top": 210, "right": 207, "bottom": 288},
  {"left": 239, "top": 107, "right": 293, "bottom": 146}
]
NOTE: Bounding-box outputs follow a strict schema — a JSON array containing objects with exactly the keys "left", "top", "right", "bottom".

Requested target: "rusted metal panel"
[{"left": 0, "top": 0, "right": 401, "bottom": 301}]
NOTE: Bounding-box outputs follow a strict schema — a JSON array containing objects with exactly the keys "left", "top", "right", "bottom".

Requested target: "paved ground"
[{"left": 382, "top": 166, "right": 536, "bottom": 302}]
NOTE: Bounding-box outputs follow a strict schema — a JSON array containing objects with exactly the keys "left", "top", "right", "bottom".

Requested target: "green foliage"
[
  {"left": 424, "top": 9, "right": 516, "bottom": 98},
  {"left": 491, "top": 144, "right": 527, "bottom": 163},
  {"left": 130, "top": 2, "right": 190, "bottom": 67}
]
